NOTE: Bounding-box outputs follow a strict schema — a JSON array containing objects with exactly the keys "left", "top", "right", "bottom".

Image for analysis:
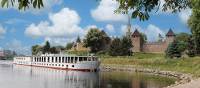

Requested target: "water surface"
[{"left": 0, "top": 60, "right": 176, "bottom": 88}]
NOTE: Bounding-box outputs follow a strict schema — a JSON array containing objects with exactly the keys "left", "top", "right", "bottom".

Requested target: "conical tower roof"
[
  {"left": 132, "top": 29, "right": 140, "bottom": 37},
  {"left": 166, "top": 29, "right": 175, "bottom": 36}
]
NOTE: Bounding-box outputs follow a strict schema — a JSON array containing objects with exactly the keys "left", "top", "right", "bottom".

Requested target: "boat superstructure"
[{"left": 13, "top": 54, "right": 100, "bottom": 71}]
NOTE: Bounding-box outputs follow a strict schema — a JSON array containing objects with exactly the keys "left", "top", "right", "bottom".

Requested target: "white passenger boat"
[{"left": 13, "top": 54, "right": 100, "bottom": 71}]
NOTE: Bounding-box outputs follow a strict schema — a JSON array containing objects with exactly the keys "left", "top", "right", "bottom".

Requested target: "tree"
[
  {"left": 1, "top": 0, "right": 191, "bottom": 20},
  {"left": 186, "top": 36, "right": 195, "bottom": 57},
  {"left": 174, "top": 33, "right": 190, "bottom": 53},
  {"left": 83, "top": 28, "right": 110, "bottom": 53},
  {"left": 165, "top": 40, "right": 182, "bottom": 58},
  {"left": 109, "top": 37, "right": 122, "bottom": 56},
  {"left": 109, "top": 36, "right": 133, "bottom": 56},
  {"left": 100, "top": 30, "right": 111, "bottom": 50},
  {"left": 31, "top": 45, "right": 42, "bottom": 55},
  {"left": 42, "top": 41, "right": 50, "bottom": 54},
  {"left": 50, "top": 46, "right": 59, "bottom": 54},
  {"left": 188, "top": 0, "right": 200, "bottom": 55},
  {"left": 1, "top": 0, "right": 44, "bottom": 10},
  {"left": 66, "top": 42, "right": 74, "bottom": 50},
  {"left": 116, "top": 0, "right": 191, "bottom": 21},
  {"left": 176, "top": 33, "right": 190, "bottom": 43},
  {"left": 76, "top": 36, "right": 81, "bottom": 43},
  {"left": 120, "top": 36, "right": 133, "bottom": 56}
]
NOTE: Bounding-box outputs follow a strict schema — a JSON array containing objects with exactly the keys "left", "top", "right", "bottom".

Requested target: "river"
[{"left": 0, "top": 60, "right": 176, "bottom": 88}]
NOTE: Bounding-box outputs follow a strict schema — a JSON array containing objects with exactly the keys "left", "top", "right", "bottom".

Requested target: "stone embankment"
[{"left": 101, "top": 64, "right": 194, "bottom": 88}]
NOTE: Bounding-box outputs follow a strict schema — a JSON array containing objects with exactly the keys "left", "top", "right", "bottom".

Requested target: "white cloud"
[
  {"left": 120, "top": 25, "right": 128, "bottom": 35},
  {"left": 25, "top": 7, "right": 85, "bottom": 46},
  {"left": 91, "top": 0, "right": 127, "bottom": 22},
  {"left": 178, "top": 9, "right": 192, "bottom": 24},
  {"left": 0, "top": 25, "right": 6, "bottom": 39},
  {"left": 105, "top": 24, "right": 115, "bottom": 34},
  {"left": 144, "top": 24, "right": 165, "bottom": 42},
  {"left": 5, "top": 39, "right": 31, "bottom": 55}
]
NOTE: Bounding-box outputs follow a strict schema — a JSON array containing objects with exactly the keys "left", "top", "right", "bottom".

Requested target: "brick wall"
[{"left": 142, "top": 42, "right": 168, "bottom": 53}]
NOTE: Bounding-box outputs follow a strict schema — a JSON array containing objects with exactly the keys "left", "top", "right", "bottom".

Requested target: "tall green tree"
[
  {"left": 109, "top": 37, "right": 122, "bottom": 56},
  {"left": 43, "top": 41, "right": 50, "bottom": 54},
  {"left": 165, "top": 40, "right": 182, "bottom": 58},
  {"left": 83, "top": 28, "right": 109, "bottom": 53},
  {"left": 120, "top": 36, "right": 133, "bottom": 56},
  {"left": 188, "top": 0, "right": 200, "bottom": 55},
  {"left": 186, "top": 36, "right": 195, "bottom": 57}
]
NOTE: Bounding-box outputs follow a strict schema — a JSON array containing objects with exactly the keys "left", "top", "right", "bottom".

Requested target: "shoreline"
[{"left": 100, "top": 64, "right": 196, "bottom": 88}]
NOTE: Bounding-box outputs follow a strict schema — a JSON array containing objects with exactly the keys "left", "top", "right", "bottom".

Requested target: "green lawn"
[{"left": 100, "top": 53, "right": 200, "bottom": 77}]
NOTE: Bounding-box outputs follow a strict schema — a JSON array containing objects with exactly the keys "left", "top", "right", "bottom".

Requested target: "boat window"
[
  {"left": 71, "top": 57, "right": 74, "bottom": 63},
  {"left": 59, "top": 57, "right": 61, "bottom": 63},
  {"left": 62, "top": 57, "right": 64, "bottom": 63},
  {"left": 52, "top": 57, "right": 54, "bottom": 63},
  {"left": 55, "top": 57, "right": 58, "bottom": 63},
  {"left": 68, "top": 57, "right": 70, "bottom": 63},
  {"left": 79, "top": 57, "right": 82, "bottom": 62},
  {"left": 72, "top": 65, "right": 74, "bottom": 67},
  {"left": 75, "top": 57, "right": 78, "bottom": 63},
  {"left": 48, "top": 57, "right": 50, "bottom": 62},
  {"left": 65, "top": 57, "right": 67, "bottom": 63},
  {"left": 44, "top": 57, "right": 46, "bottom": 62}
]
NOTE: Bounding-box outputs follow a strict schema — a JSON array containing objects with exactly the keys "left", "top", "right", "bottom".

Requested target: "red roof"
[
  {"left": 166, "top": 29, "right": 175, "bottom": 36},
  {"left": 132, "top": 29, "right": 140, "bottom": 37}
]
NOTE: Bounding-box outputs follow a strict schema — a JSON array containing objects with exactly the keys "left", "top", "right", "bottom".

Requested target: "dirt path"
[{"left": 170, "top": 78, "right": 200, "bottom": 88}]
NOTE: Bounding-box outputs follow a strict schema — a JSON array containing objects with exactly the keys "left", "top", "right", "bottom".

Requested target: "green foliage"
[
  {"left": 101, "top": 54, "right": 200, "bottom": 77},
  {"left": 1, "top": 0, "right": 44, "bottom": 10},
  {"left": 165, "top": 40, "right": 182, "bottom": 58},
  {"left": 83, "top": 28, "right": 110, "bottom": 53},
  {"left": 116, "top": 0, "right": 191, "bottom": 21},
  {"left": 31, "top": 45, "right": 42, "bottom": 55},
  {"left": 66, "top": 42, "right": 74, "bottom": 50},
  {"left": 186, "top": 36, "right": 196, "bottom": 57},
  {"left": 188, "top": 0, "right": 200, "bottom": 55},
  {"left": 0, "top": 0, "right": 190, "bottom": 21},
  {"left": 50, "top": 46, "right": 59, "bottom": 54},
  {"left": 42, "top": 41, "right": 50, "bottom": 54},
  {"left": 120, "top": 36, "right": 133, "bottom": 56},
  {"left": 175, "top": 33, "right": 190, "bottom": 42},
  {"left": 109, "top": 37, "right": 122, "bottom": 56},
  {"left": 109, "top": 36, "right": 132, "bottom": 56}
]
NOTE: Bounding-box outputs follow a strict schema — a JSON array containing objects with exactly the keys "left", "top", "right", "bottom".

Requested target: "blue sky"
[{"left": 0, "top": 0, "right": 191, "bottom": 55}]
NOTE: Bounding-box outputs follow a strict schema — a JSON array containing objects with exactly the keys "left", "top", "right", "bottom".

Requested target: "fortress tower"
[
  {"left": 131, "top": 29, "right": 175, "bottom": 53},
  {"left": 165, "top": 29, "right": 175, "bottom": 45},
  {"left": 131, "top": 29, "right": 142, "bottom": 52}
]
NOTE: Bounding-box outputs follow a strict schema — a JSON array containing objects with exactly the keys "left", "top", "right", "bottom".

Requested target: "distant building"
[
  {"left": 0, "top": 50, "right": 17, "bottom": 60},
  {"left": 71, "top": 42, "right": 89, "bottom": 51},
  {"left": 131, "top": 29, "right": 175, "bottom": 53}
]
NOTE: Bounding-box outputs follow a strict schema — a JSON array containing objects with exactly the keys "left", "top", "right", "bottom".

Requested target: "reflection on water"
[{"left": 0, "top": 61, "right": 175, "bottom": 88}]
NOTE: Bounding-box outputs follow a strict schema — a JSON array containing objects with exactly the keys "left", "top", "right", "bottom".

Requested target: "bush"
[{"left": 165, "top": 40, "right": 182, "bottom": 58}]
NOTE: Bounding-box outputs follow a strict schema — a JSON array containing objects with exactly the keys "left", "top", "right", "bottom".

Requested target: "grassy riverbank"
[{"left": 100, "top": 53, "right": 200, "bottom": 77}]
